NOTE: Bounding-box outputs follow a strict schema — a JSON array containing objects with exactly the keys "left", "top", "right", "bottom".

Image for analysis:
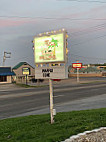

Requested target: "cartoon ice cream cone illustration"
[{"left": 39, "top": 38, "right": 58, "bottom": 60}]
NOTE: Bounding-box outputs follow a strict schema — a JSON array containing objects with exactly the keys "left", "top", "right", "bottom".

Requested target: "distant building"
[
  {"left": 0, "top": 67, "right": 15, "bottom": 84},
  {"left": 102, "top": 72, "right": 106, "bottom": 77},
  {"left": 12, "top": 62, "right": 35, "bottom": 83},
  {"left": 97, "top": 66, "right": 106, "bottom": 70}
]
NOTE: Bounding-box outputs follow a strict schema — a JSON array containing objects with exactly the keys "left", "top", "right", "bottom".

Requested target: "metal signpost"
[
  {"left": 72, "top": 63, "right": 82, "bottom": 83},
  {"left": 22, "top": 68, "right": 30, "bottom": 85},
  {"left": 77, "top": 68, "right": 79, "bottom": 83},
  {"left": 49, "top": 79, "right": 54, "bottom": 124},
  {"left": 33, "top": 29, "right": 68, "bottom": 124}
]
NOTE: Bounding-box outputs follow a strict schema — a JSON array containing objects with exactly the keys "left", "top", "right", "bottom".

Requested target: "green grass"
[
  {"left": 15, "top": 83, "right": 48, "bottom": 88},
  {"left": 0, "top": 108, "right": 106, "bottom": 142},
  {"left": 80, "top": 80, "right": 106, "bottom": 84}
]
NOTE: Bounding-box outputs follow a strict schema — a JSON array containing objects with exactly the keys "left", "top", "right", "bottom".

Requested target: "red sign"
[
  {"left": 52, "top": 79, "right": 61, "bottom": 81},
  {"left": 72, "top": 63, "right": 82, "bottom": 68}
]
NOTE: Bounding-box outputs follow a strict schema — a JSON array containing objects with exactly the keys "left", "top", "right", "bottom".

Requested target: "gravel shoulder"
[{"left": 64, "top": 127, "right": 106, "bottom": 142}]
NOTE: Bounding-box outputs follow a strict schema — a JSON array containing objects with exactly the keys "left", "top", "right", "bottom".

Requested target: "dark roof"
[
  {"left": 12, "top": 62, "right": 34, "bottom": 70},
  {"left": 0, "top": 72, "right": 15, "bottom": 76},
  {"left": 0, "top": 67, "right": 15, "bottom": 76},
  {"left": 12, "top": 62, "right": 26, "bottom": 70}
]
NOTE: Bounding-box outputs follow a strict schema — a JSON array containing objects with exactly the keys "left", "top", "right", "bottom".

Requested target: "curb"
[{"left": 63, "top": 127, "right": 106, "bottom": 142}]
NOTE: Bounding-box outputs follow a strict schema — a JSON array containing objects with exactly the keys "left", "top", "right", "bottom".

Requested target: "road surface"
[{"left": 0, "top": 78, "right": 106, "bottom": 119}]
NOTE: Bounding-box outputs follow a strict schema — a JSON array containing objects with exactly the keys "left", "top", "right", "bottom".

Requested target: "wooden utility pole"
[{"left": 3, "top": 51, "right": 11, "bottom": 66}]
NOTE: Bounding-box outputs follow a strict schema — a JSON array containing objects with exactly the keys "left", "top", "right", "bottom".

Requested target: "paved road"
[{"left": 0, "top": 78, "right": 106, "bottom": 119}]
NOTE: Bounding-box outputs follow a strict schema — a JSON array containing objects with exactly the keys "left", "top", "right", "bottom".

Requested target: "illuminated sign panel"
[
  {"left": 72, "top": 63, "right": 82, "bottom": 68},
  {"left": 34, "top": 32, "right": 66, "bottom": 63},
  {"left": 22, "top": 68, "right": 30, "bottom": 75}
]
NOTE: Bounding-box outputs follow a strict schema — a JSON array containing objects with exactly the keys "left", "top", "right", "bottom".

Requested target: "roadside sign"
[
  {"left": 72, "top": 63, "right": 82, "bottom": 69},
  {"left": 33, "top": 29, "right": 68, "bottom": 124},
  {"left": 33, "top": 30, "right": 67, "bottom": 64},
  {"left": 72, "top": 63, "right": 82, "bottom": 83},
  {"left": 22, "top": 67, "right": 30, "bottom": 85},
  {"left": 35, "top": 65, "right": 68, "bottom": 79},
  {"left": 22, "top": 68, "right": 30, "bottom": 75}
]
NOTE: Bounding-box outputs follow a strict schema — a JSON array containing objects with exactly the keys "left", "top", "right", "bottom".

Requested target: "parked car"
[
  {"left": 29, "top": 78, "right": 37, "bottom": 83},
  {"left": 38, "top": 79, "right": 44, "bottom": 82},
  {"left": 30, "top": 78, "right": 44, "bottom": 83}
]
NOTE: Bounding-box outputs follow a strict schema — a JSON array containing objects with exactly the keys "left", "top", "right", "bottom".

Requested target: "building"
[
  {"left": 12, "top": 62, "right": 35, "bottom": 83},
  {"left": 0, "top": 67, "right": 15, "bottom": 84}
]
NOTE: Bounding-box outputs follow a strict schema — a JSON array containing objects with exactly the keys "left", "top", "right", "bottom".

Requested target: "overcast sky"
[{"left": 0, "top": 0, "right": 106, "bottom": 67}]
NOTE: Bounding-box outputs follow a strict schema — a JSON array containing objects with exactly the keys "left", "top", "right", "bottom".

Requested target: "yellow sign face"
[
  {"left": 22, "top": 68, "right": 30, "bottom": 75},
  {"left": 72, "top": 63, "right": 82, "bottom": 68}
]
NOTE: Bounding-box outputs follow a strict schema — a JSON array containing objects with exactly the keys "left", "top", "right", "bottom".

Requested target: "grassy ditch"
[
  {"left": 14, "top": 83, "right": 48, "bottom": 88},
  {"left": 0, "top": 108, "right": 106, "bottom": 142},
  {"left": 80, "top": 80, "right": 106, "bottom": 85}
]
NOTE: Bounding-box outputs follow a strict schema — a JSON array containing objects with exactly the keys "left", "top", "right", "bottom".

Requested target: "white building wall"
[{"left": 7, "top": 76, "right": 12, "bottom": 83}]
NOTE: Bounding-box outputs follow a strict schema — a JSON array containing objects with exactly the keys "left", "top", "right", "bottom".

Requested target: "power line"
[
  {"left": 69, "top": 33, "right": 106, "bottom": 46},
  {"left": 68, "top": 27, "right": 106, "bottom": 38},
  {"left": 9, "top": 55, "right": 34, "bottom": 63},
  {"left": 69, "top": 23, "right": 106, "bottom": 36},
  {"left": 68, "top": 26, "right": 106, "bottom": 38},
  {"left": 70, "top": 53, "right": 106, "bottom": 64},
  {"left": 71, "top": 53, "right": 106, "bottom": 60},
  {"left": 57, "top": 0, "right": 106, "bottom": 3},
  {"left": 0, "top": 15, "right": 106, "bottom": 21},
  {"left": 68, "top": 23, "right": 106, "bottom": 38}
]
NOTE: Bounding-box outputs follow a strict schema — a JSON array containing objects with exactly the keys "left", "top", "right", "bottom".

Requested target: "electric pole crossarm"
[{"left": 3, "top": 51, "right": 11, "bottom": 66}]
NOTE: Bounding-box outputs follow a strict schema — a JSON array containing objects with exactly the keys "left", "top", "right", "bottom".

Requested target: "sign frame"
[
  {"left": 22, "top": 67, "right": 30, "bottom": 75},
  {"left": 33, "top": 29, "right": 68, "bottom": 124},
  {"left": 72, "top": 63, "right": 82, "bottom": 69},
  {"left": 33, "top": 30, "right": 67, "bottom": 64}
]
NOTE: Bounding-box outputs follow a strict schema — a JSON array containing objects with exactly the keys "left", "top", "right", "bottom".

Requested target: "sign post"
[
  {"left": 22, "top": 68, "right": 30, "bottom": 85},
  {"left": 49, "top": 79, "right": 54, "bottom": 124},
  {"left": 77, "top": 68, "right": 79, "bottom": 83},
  {"left": 26, "top": 75, "right": 28, "bottom": 85},
  {"left": 33, "top": 29, "right": 68, "bottom": 124}
]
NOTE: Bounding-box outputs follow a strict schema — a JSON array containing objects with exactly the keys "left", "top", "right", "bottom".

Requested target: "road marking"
[{"left": 54, "top": 95, "right": 64, "bottom": 98}]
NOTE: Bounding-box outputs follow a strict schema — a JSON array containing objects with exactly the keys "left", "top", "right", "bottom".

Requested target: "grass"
[
  {"left": 80, "top": 80, "right": 106, "bottom": 84},
  {"left": 0, "top": 108, "right": 106, "bottom": 142},
  {"left": 15, "top": 83, "right": 48, "bottom": 88}
]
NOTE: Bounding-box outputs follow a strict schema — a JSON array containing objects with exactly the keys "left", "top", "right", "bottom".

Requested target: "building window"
[{"left": 0, "top": 76, "right": 7, "bottom": 82}]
